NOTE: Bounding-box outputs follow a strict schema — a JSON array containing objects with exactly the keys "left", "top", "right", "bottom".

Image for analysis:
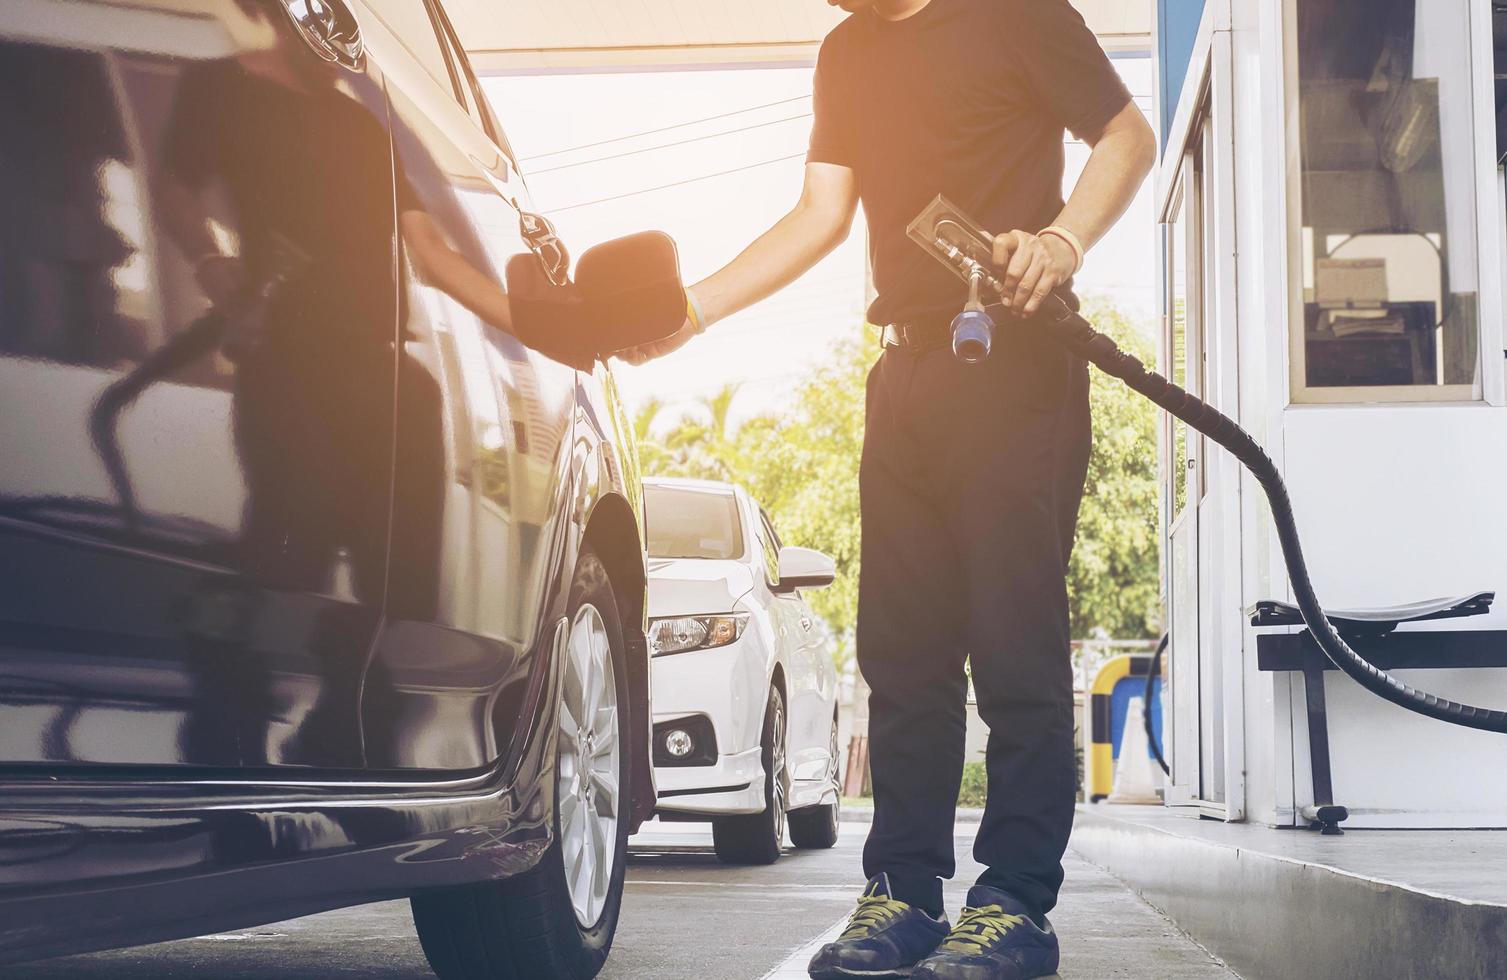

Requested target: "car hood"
[{"left": 646, "top": 558, "right": 756, "bottom": 618}]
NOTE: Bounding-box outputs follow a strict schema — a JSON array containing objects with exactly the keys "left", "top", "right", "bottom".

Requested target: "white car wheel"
[
  {"left": 711, "top": 686, "right": 787, "bottom": 865},
  {"left": 788, "top": 711, "right": 841, "bottom": 850}
]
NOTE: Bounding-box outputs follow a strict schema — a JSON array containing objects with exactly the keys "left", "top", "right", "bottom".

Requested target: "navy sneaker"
[
  {"left": 808, "top": 873, "right": 950, "bottom": 979},
  {"left": 910, "top": 886, "right": 1059, "bottom": 980}
]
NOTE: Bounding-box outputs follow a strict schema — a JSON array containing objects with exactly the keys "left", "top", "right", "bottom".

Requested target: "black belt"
[
  {"left": 881, "top": 301, "right": 1065, "bottom": 351},
  {"left": 880, "top": 319, "right": 952, "bottom": 351}
]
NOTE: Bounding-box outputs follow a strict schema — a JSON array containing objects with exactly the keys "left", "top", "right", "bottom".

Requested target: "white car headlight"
[{"left": 649, "top": 614, "right": 748, "bottom": 656}]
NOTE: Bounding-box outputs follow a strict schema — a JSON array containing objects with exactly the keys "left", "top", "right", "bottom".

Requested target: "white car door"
[
  {"left": 756, "top": 507, "right": 830, "bottom": 785},
  {"left": 790, "top": 592, "right": 837, "bottom": 781}
]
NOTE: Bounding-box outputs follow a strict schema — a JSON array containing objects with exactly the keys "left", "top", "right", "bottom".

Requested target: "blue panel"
[
  {"left": 1109, "top": 676, "right": 1164, "bottom": 760},
  {"left": 1158, "top": 0, "right": 1207, "bottom": 148}
]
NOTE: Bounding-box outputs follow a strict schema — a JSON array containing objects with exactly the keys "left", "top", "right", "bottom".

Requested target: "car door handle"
[
  {"left": 519, "top": 210, "right": 570, "bottom": 286},
  {"left": 282, "top": 0, "right": 364, "bottom": 69}
]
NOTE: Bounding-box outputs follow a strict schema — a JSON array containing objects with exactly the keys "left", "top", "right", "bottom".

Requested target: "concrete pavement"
[{"left": 9, "top": 819, "right": 1237, "bottom": 979}]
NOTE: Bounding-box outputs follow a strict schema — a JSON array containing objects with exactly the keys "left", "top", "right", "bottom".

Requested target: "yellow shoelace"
[
  {"left": 838, "top": 894, "right": 911, "bottom": 941},
  {"left": 938, "top": 905, "right": 1026, "bottom": 953}
]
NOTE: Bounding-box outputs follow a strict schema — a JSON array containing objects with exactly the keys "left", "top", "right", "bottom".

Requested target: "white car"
[{"left": 642, "top": 477, "right": 843, "bottom": 864}]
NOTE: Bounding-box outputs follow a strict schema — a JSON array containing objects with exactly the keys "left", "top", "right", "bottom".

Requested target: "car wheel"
[
  {"left": 789, "top": 711, "right": 841, "bottom": 850},
  {"left": 711, "top": 685, "right": 787, "bottom": 865},
  {"left": 411, "top": 547, "right": 630, "bottom": 980}
]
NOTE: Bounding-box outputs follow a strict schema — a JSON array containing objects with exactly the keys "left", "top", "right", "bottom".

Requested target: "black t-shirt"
[{"left": 808, "top": 0, "right": 1131, "bottom": 325}]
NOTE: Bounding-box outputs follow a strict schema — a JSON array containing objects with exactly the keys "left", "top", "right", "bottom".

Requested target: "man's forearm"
[
  {"left": 992, "top": 104, "right": 1155, "bottom": 314},
  {"left": 688, "top": 162, "right": 859, "bottom": 329},
  {"left": 692, "top": 204, "right": 850, "bottom": 327},
  {"left": 1053, "top": 112, "right": 1157, "bottom": 253},
  {"left": 616, "top": 162, "right": 858, "bottom": 363}
]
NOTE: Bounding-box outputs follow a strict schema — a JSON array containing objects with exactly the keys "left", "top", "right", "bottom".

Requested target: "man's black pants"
[{"left": 857, "top": 318, "right": 1091, "bottom": 922}]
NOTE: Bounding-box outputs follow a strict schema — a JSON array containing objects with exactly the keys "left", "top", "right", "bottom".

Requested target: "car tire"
[
  {"left": 410, "top": 547, "right": 630, "bottom": 980},
  {"left": 711, "top": 685, "right": 787, "bottom": 866},
  {"left": 789, "top": 712, "right": 841, "bottom": 850}
]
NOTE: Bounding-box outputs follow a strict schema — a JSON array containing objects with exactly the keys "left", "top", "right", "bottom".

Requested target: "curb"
[
  {"left": 1071, "top": 806, "right": 1507, "bottom": 980},
  {"left": 841, "top": 804, "right": 987, "bottom": 825}
]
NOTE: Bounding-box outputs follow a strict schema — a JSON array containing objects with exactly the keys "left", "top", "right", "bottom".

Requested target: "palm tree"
[
  {"left": 657, "top": 384, "right": 742, "bottom": 481},
  {"left": 702, "top": 384, "right": 738, "bottom": 443},
  {"left": 633, "top": 397, "right": 664, "bottom": 443},
  {"left": 631, "top": 397, "right": 672, "bottom": 476}
]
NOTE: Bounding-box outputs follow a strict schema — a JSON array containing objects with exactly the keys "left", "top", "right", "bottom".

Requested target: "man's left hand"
[
  {"left": 991, "top": 230, "right": 1077, "bottom": 316},
  {"left": 615, "top": 315, "right": 698, "bottom": 366}
]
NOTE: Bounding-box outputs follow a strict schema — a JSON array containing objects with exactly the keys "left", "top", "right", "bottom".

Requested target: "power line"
[
  {"left": 519, "top": 94, "right": 812, "bottom": 162},
  {"left": 528, "top": 112, "right": 813, "bottom": 176},
  {"left": 546, "top": 152, "right": 807, "bottom": 214},
  {"left": 539, "top": 116, "right": 1147, "bottom": 210},
  {"left": 521, "top": 87, "right": 1147, "bottom": 164}
]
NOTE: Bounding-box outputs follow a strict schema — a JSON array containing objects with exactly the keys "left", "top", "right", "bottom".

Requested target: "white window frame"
[
  {"left": 1154, "top": 9, "right": 1247, "bottom": 820},
  {"left": 1280, "top": 0, "right": 1497, "bottom": 405}
]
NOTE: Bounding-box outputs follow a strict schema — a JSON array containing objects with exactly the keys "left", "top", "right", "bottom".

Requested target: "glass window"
[
  {"left": 644, "top": 486, "right": 744, "bottom": 560},
  {"left": 369, "top": 0, "right": 461, "bottom": 103},
  {"left": 759, "top": 506, "right": 783, "bottom": 569},
  {"left": 425, "top": 0, "right": 517, "bottom": 160},
  {"left": 429, "top": 10, "right": 478, "bottom": 121},
  {"left": 1497, "top": 8, "right": 1507, "bottom": 165},
  {"left": 759, "top": 510, "right": 783, "bottom": 550},
  {"left": 758, "top": 509, "right": 783, "bottom": 587},
  {"left": 1167, "top": 178, "right": 1193, "bottom": 520},
  {"left": 1290, "top": 0, "right": 1480, "bottom": 399}
]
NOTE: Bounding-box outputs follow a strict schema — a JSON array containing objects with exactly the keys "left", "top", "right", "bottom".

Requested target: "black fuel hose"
[
  {"left": 1144, "top": 633, "right": 1170, "bottom": 775},
  {"left": 1037, "top": 294, "right": 1507, "bottom": 734}
]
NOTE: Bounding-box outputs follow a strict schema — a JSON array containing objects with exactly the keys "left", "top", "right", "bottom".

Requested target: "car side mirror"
[
  {"left": 504, "top": 230, "right": 685, "bottom": 369},
  {"left": 774, "top": 546, "right": 836, "bottom": 593}
]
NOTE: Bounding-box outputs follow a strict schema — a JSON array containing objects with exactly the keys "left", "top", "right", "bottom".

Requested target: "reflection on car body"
[{"left": 0, "top": 1, "right": 679, "bottom": 974}]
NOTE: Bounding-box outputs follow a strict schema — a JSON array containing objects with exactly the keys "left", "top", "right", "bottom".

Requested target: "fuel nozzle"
[
  {"left": 951, "top": 263, "right": 995, "bottom": 364},
  {"left": 905, "top": 196, "right": 1003, "bottom": 364}
]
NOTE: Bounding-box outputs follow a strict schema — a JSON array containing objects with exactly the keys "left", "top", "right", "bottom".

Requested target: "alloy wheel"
[
  {"left": 771, "top": 691, "right": 787, "bottom": 841},
  {"left": 828, "top": 716, "right": 841, "bottom": 797},
  {"left": 557, "top": 603, "right": 620, "bottom": 928}
]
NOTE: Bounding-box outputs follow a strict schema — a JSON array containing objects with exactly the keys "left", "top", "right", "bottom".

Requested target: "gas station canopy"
[{"left": 450, "top": 0, "right": 1151, "bottom": 74}]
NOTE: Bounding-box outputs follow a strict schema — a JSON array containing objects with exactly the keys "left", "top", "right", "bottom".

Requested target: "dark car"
[{"left": 0, "top": 0, "right": 683, "bottom": 975}]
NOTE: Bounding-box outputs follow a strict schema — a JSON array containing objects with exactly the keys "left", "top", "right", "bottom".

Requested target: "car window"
[
  {"left": 757, "top": 509, "right": 782, "bottom": 586},
  {"left": 368, "top": 0, "right": 463, "bottom": 104},
  {"left": 427, "top": 0, "right": 519, "bottom": 162},
  {"left": 427, "top": 4, "right": 478, "bottom": 119},
  {"left": 759, "top": 509, "right": 783, "bottom": 549},
  {"left": 645, "top": 486, "right": 745, "bottom": 560}
]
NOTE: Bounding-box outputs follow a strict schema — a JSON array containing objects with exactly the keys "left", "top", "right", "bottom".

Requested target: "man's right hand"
[{"left": 616, "top": 314, "right": 699, "bottom": 366}]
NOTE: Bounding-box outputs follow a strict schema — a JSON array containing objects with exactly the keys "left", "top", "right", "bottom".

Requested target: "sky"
[{"left": 482, "top": 56, "right": 1154, "bottom": 429}]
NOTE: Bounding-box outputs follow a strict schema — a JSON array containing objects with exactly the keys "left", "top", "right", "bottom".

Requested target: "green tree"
[
  {"left": 645, "top": 383, "right": 745, "bottom": 481},
  {"left": 632, "top": 397, "right": 672, "bottom": 476},
  {"left": 731, "top": 340, "right": 872, "bottom": 662},
  {"left": 1068, "top": 296, "right": 1161, "bottom": 639}
]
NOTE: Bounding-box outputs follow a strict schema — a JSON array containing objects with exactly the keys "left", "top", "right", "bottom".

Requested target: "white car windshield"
[{"left": 644, "top": 485, "right": 744, "bottom": 560}]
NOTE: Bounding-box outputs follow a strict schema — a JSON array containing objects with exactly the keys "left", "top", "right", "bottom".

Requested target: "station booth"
[{"left": 1151, "top": 0, "right": 1507, "bottom": 829}]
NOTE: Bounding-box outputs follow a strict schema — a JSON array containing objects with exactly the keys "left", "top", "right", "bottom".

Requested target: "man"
[{"left": 623, "top": 1, "right": 1155, "bottom": 977}]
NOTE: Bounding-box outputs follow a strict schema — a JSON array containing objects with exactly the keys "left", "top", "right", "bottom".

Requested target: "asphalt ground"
[{"left": 9, "top": 819, "right": 1237, "bottom": 979}]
